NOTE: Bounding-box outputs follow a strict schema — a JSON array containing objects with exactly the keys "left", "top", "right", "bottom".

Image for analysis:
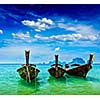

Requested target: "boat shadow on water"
[
  {"left": 48, "top": 76, "right": 67, "bottom": 84},
  {"left": 17, "top": 78, "right": 40, "bottom": 95}
]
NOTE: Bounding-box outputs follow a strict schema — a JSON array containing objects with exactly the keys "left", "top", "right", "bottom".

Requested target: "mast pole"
[
  {"left": 88, "top": 53, "right": 94, "bottom": 64},
  {"left": 25, "top": 50, "right": 31, "bottom": 82},
  {"left": 25, "top": 50, "right": 30, "bottom": 66},
  {"left": 55, "top": 54, "right": 58, "bottom": 68}
]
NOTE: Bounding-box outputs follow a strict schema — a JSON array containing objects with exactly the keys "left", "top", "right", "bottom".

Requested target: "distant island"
[
  {"left": 37, "top": 60, "right": 66, "bottom": 65},
  {"left": 36, "top": 57, "right": 85, "bottom": 65},
  {"left": 0, "top": 58, "right": 100, "bottom": 65},
  {"left": 68, "top": 57, "right": 85, "bottom": 65}
]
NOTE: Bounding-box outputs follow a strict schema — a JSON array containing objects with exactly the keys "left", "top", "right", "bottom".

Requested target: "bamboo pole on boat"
[
  {"left": 55, "top": 54, "right": 59, "bottom": 77},
  {"left": 55, "top": 54, "right": 58, "bottom": 70},
  {"left": 25, "top": 50, "right": 31, "bottom": 83}
]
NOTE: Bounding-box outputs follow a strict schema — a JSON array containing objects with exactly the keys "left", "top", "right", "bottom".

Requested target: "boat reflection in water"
[
  {"left": 48, "top": 76, "right": 66, "bottom": 83},
  {"left": 17, "top": 78, "right": 40, "bottom": 95}
]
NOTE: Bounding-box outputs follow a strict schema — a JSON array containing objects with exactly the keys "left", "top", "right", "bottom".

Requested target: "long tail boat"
[
  {"left": 17, "top": 50, "right": 40, "bottom": 82},
  {"left": 65, "top": 53, "right": 94, "bottom": 78},
  {"left": 48, "top": 54, "right": 65, "bottom": 78}
]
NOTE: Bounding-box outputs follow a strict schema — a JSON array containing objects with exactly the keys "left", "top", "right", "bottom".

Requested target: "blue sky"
[{"left": 0, "top": 4, "right": 100, "bottom": 63}]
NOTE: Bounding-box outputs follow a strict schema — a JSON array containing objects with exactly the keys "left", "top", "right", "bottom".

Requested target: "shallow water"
[{"left": 0, "top": 64, "right": 100, "bottom": 95}]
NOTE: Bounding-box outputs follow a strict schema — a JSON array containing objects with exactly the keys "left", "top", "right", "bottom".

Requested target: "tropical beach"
[{"left": 0, "top": 4, "right": 100, "bottom": 95}]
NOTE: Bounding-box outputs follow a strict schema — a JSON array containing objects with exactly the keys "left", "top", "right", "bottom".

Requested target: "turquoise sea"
[{"left": 0, "top": 64, "right": 100, "bottom": 95}]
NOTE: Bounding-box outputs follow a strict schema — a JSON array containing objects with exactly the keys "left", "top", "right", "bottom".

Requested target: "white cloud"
[
  {"left": 58, "top": 23, "right": 77, "bottom": 31},
  {"left": 58, "top": 23, "right": 99, "bottom": 41},
  {"left": 34, "top": 34, "right": 49, "bottom": 40},
  {"left": 12, "top": 32, "right": 30, "bottom": 40},
  {"left": 32, "top": 20, "right": 99, "bottom": 42},
  {"left": 0, "top": 29, "right": 3, "bottom": 34},
  {"left": 55, "top": 47, "right": 60, "bottom": 52},
  {"left": 38, "top": 18, "right": 54, "bottom": 25},
  {"left": 50, "top": 33, "right": 83, "bottom": 41},
  {"left": 22, "top": 18, "right": 54, "bottom": 32},
  {"left": 34, "top": 33, "right": 98, "bottom": 42},
  {"left": 35, "top": 29, "right": 41, "bottom": 32},
  {"left": 11, "top": 31, "right": 35, "bottom": 43}
]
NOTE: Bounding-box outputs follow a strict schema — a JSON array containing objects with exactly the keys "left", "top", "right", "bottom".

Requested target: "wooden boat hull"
[
  {"left": 48, "top": 67, "right": 65, "bottom": 78},
  {"left": 17, "top": 66, "right": 40, "bottom": 81},
  {"left": 65, "top": 64, "right": 92, "bottom": 78}
]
